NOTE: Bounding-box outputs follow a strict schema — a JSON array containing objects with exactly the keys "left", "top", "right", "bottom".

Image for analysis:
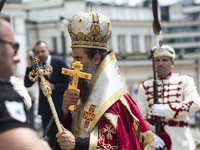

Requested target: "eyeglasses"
[{"left": 0, "top": 39, "right": 19, "bottom": 55}]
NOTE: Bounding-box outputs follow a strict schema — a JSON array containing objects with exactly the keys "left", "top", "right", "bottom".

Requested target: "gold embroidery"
[
  {"left": 74, "top": 103, "right": 85, "bottom": 137},
  {"left": 74, "top": 105, "right": 79, "bottom": 112},
  {"left": 96, "top": 144, "right": 119, "bottom": 150},
  {"left": 140, "top": 130, "right": 155, "bottom": 149},
  {"left": 89, "top": 87, "right": 126, "bottom": 132},
  {"left": 98, "top": 125, "right": 106, "bottom": 146},
  {"left": 102, "top": 124, "right": 116, "bottom": 140},
  {"left": 89, "top": 52, "right": 126, "bottom": 132},
  {"left": 74, "top": 126, "right": 80, "bottom": 136},
  {"left": 119, "top": 96, "right": 155, "bottom": 149},
  {"left": 120, "top": 97, "right": 139, "bottom": 122},
  {"left": 83, "top": 104, "right": 96, "bottom": 129},
  {"left": 89, "top": 123, "right": 98, "bottom": 150},
  {"left": 89, "top": 119, "right": 119, "bottom": 150},
  {"left": 115, "top": 62, "right": 121, "bottom": 76},
  {"left": 104, "top": 113, "right": 118, "bottom": 130},
  {"left": 69, "top": 12, "right": 112, "bottom": 50},
  {"left": 70, "top": 105, "right": 79, "bottom": 114}
]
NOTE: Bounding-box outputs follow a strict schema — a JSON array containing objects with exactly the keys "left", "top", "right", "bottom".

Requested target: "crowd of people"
[{"left": 1, "top": 7, "right": 200, "bottom": 150}]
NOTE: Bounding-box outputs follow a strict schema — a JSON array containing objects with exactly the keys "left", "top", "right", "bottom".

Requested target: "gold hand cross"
[
  {"left": 62, "top": 61, "right": 92, "bottom": 111},
  {"left": 62, "top": 61, "right": 92, "bottom": 93}
]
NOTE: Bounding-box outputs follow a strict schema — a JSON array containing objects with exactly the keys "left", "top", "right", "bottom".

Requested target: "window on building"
[
  {"left": 118, "top": 35, "right": 126, "bottom": 53},
  {"left": 145, "top": 35, "right": 151, "bottom": 51},
  {"left": 51, "top": 37, "right": 57, "bottom": 54},
  {"left": 26, "top": 32, "right": 30, "bottom": 48},
  {"left": 163, "top": 39, "right": 174, "bottom": 43},
  {"left": 132, "top": 35, "right": 139, "bottom": 52},
  {"left": 162, "top": 26, "right": 198, "bottom": 34},
  {"left": 162, "top": 28, "right": 169, "bottom": 33},
  {"left": 196, "top": 37, "right": 200, "bottom": 42},
  {"left": 175, "top": 48, "right": 198, "bottom": 54},
  {"left": 107, "top": 37, "right": 112, "bottom": 51},
  {"left": 163, "top": 37, "right": 197, "bottom": 44},
  {"left": 60, "top": 35, "right": 67, "bottom": 56},
  {"left": 197, "top": 26, "right": 200, "bottom": 32}
]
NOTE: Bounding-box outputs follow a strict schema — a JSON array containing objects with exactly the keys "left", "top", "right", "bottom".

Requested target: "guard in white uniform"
[{"left": 137, "top": 45, "right": 200, "bottom": 150}]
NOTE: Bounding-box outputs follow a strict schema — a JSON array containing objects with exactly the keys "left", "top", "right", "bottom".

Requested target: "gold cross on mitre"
[{"left": 62, "top": 61, "right": 92, "bottom": 110}]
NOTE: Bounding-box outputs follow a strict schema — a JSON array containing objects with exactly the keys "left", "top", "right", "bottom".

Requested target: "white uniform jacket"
[
  {"left": 137, "top": 72, "right": 200, "bottom": 150},
  {"left": 10, "top": 76, "right": 32, "bottom": 110}
]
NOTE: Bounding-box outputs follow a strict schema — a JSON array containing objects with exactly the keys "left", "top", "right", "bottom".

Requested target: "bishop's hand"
[
  {"left": 56, "top": 125, "right": 75, "bottom": 150},
  {"left": 62, "top": 90, "right": 80, "bottom": 116}
]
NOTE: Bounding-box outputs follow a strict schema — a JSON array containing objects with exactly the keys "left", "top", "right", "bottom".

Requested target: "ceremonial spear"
[
  {"left": 0, "top": 0, "right": 6, "bottom": 12},
  {"left": 151, "top": 0, "right": 162, "bottom": 149}
]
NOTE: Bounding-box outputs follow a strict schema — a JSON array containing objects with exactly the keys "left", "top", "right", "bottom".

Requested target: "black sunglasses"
[{"left": 0, "top": 39, "right": 19, "bottom": 55}]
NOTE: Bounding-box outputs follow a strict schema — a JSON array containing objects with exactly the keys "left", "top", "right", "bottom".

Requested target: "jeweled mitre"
[{"left": 68, "top": 11, "right": 112, "bottom": 50}]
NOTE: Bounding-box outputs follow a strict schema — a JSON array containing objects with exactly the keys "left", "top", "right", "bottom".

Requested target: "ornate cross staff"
[
  {"left": 28, "top": 58, "right": 62, "bottom": 132},
  {"left": 62, "top": 61, "right": 92, "bottom": 110}
]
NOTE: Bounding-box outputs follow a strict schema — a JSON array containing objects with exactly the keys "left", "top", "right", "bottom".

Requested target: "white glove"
[
  {"left": 151, "top": 104, "right": 165, "bottom": 117},
  {"left": 151, "top": 133, "right": 165, "bottom": 148}
]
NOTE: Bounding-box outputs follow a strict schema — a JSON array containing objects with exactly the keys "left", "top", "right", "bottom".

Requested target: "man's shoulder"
[
  {"left": 107, "top": 93, "right": 136, "bottom": 112},
  {"left": 0, "top": 80, "right": 12, "bottom": 90},
  {"left": 172, "top": 73, "right": 192, "bottom": 80},
  {"left": 0, "top": 97, "right": 30, "bottom": 134},
  {"left": 0, "top": 83, "right": 26, "bottom": 121},
  {"left": 51, "top": 57, "right": 65, "bottom": 62},
  {"left": 0, "top": 82, "right": 21, "bottom": 100},
  {"left": 140, "top": 78, "right": 153, "bottom": 85},
  {"left": 51, "top": 57, "right": 67, "bottom": 66}
]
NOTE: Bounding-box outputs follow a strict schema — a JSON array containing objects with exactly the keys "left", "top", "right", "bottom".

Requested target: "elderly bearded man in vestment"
[{"left": 48, "top": 11, "right": 155, "bottom": 150}]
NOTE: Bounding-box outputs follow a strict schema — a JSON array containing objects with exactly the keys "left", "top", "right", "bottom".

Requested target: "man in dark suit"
[{"left": 24, "top": 41, "right": 70, "bottom": 132}]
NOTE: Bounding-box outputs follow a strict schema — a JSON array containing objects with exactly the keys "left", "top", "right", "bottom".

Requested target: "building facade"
[{"left": 2, "top": 0, "right": 200, "bottom": 102}]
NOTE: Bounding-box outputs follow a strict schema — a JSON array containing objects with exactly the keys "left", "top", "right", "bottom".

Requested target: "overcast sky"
[{"left": 21, "top": 0, "right": 181, "bottom": 6}]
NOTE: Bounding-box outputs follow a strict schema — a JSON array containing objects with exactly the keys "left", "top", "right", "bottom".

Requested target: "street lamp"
[{"left": 55, "top": 16, "right": 68, "bottom": 60}]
